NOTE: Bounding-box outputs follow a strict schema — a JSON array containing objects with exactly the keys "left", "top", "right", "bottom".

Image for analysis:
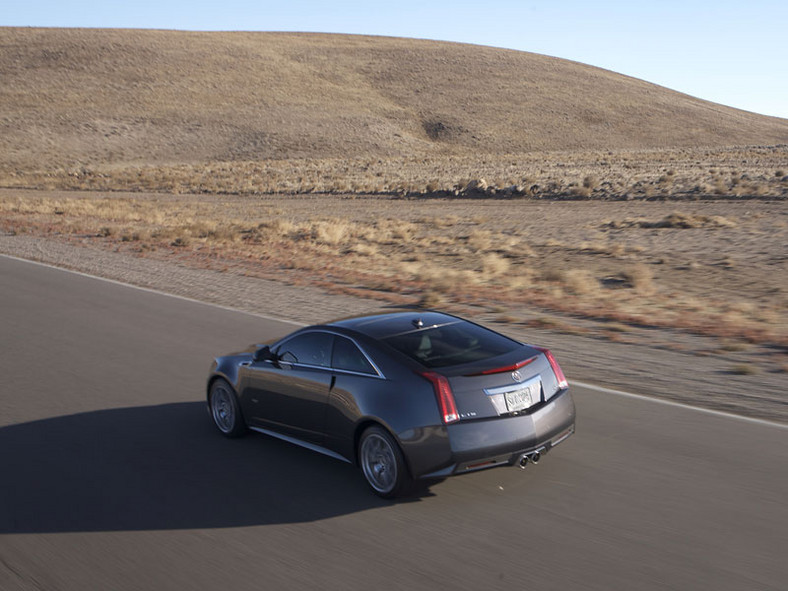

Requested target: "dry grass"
[
  {"left": 561, "top": 269, "right": 600, "bottom": 295},
  {"left": 524, "top": 317, "right": 590, "bottom": 336},
  {"left": 4, "top": 191, "right": 784, "bottom": 348},
  {"left": 729, "top": 364, "right": 758, "bottom": 376},
  {"left": 4, "top": 147, "right": 787, "bottom": 200},
  {"left": 606, "top": 212, "right": 740, "bottom": 230},
  {"left": 620, "top": 264, "right": 656, "bottom": 295},
  {"left": 1, "top": 28, "right": 786, "bottom": 349},
  {"left": 1, "top": 27, "right": 787, "bottom": 181},
  {"left": 480, "top": 253, "right": 510, "bottom": 277}
]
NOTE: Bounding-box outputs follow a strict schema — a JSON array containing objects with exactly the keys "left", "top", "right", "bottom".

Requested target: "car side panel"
[
  {"left": 322, "top": 374, "right": 364, "bottom": 461},
  {"left": 240, "top": 361, "right": 332, "bottom": 445},
  {"left": 209, "top": 354, "right": 249, "bottom": 394},
  {"left": 323, "top": 371, "right": 454, "bottom": 475}
]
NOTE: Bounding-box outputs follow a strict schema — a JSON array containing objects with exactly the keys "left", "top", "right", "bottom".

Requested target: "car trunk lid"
[{"left": 443, "top": 346, "right": 565, "bottom": 420}]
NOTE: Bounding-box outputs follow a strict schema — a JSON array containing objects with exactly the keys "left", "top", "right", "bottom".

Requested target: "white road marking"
[
  {"left": 4, "top": 253, "right": 785, "bottom": 430},
  {"left": 571, "top": 380, "right": 787, "bottom": 429}
]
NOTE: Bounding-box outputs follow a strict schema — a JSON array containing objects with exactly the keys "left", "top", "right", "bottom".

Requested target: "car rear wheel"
[
  {"left": 359, "top": 425, "right": 411, "bottom": 498},
  {"left": 209, "top": 379, "right": 247, "bottom": 438}
]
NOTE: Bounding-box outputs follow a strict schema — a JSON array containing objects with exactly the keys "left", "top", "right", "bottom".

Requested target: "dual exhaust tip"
[{"left": 518, "top": 449, "right": 544, "bottom": 469}]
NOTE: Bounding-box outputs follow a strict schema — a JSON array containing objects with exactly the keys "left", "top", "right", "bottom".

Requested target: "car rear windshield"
[{"left": 382, "top": 321, "right": 520, "bottom": 369}]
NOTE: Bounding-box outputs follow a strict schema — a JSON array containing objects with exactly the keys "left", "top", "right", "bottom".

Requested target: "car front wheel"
[
  {"left": 359, "top": 425, "right": 411, "bottom": 498},
  {"left": 209, "top": 379, "right": 247, "bottom": 438}
]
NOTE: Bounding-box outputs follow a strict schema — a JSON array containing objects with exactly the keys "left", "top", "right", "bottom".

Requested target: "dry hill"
[{"left": 2, "top": 27, "right": 787, "bottom": 173}]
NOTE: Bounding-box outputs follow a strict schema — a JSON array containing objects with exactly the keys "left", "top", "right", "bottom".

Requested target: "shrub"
[
  {"left": 583, "top": 175, "right": 600, "bottom": 189},
  {"left": 481, "top": 253, "right": 510, "bottom": 277},
  {"left": 418, "top": 290, "right": 443, "bottom": 308},
  {"left": 313, "top": 220, "right": 351, "bottom": 244},
  {"left": 562, "top": 269, "right": 599, "bottom": 295},
  {"left": 621, "top": 264, "right": 655, "bottom": 295},
  {"left": 570, "top": 185, "right": 593, "bottom": 198},
  {"left": 348, "top": 242, "right": 379, "bottom": 256},
  {"left": 467, "top": 230, "right": 493, "bottom": 252}
]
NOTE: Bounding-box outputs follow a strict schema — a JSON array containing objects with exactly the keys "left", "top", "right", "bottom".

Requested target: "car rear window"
[{"left": 382, "top": 321, "right": 520, "bottom": 368}]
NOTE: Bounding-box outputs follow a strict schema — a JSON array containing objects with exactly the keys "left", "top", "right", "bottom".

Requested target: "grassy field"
[
  {"left": 3, "top": 146, "right": 786, "bottom": 199},
  {"left": 2, "top": 28, "right": 787, "bottom": 174},
  {"left": 2, "top": 189, "right": 785, "bottom": 355}
]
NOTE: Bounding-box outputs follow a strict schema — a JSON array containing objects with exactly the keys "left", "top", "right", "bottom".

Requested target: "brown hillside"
[{"left": 1, "top": 27, "right": 787, "bottom": 171}]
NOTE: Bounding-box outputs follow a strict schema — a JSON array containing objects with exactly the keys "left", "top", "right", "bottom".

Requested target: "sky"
[{"left": 4, "top": 0, "right": 787, "bottom": 119}]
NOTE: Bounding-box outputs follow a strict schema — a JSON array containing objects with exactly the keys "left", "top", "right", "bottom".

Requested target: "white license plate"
[{"left": 504, "top": 381, "right": 540, "bottom": 412}]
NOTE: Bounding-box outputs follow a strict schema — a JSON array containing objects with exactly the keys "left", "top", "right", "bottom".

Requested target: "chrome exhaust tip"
[
  {"left": 531, "top": 451, "right": 541, "bottom": 464},
  {"left": 518, "top": 455, "right": 529, "bottom": 469}
]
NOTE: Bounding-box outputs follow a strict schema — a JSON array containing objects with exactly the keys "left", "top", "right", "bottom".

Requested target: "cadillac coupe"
[{"left": 207, "top": 311, "right": 575, "bottom": 497}]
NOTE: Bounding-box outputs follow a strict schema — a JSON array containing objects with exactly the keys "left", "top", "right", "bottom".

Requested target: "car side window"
[
  {"left": 277, "top": 332, "right": 333, "bottom": 368},
  {"left": 332, "top": 336, "right": 377, "bottom": 375}
]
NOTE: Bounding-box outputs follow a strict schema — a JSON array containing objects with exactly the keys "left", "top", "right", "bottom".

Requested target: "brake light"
[
  {"left": 465, "top": 356, "right": 538, "bottom": 376},
  {"left": 419, "top": 371, "right": 460, "bottom": 424},
  {"left": 533, "top": 347, "right": 568, "bottom": 389}
]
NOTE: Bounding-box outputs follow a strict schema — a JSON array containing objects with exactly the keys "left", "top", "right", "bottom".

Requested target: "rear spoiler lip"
[{"left": 462, "top": 355, "right": 539, "bottom": 377}]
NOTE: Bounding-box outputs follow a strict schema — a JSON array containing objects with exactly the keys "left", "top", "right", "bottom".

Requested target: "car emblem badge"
[{"left": 512, "top": 370, "right": 523, "bottom": 383}]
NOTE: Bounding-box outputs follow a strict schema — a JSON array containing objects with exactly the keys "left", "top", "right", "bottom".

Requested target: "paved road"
[{"left": 1, "top": 255, "right": 786, "bottom": 591}]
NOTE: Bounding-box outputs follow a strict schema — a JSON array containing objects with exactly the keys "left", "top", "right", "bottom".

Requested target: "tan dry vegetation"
[
  {"left": 2, "top": 28, "right": 787, "bottom": 178},
  {"left": 2, "top": 191, "right": 786, "bottom": 348},
  {"left": 4, "top": 146, "right": 788, "bottom": 200},
  {"left": 1, "top": 30, "right": 786, "bottom": 208}
]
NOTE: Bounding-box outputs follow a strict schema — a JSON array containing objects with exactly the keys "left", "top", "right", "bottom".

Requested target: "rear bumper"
[{"left": 418, "top": 389, "right": 576, "bottom": 478}]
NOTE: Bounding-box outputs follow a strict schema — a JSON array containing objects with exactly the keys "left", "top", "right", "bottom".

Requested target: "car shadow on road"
[{"left": 0, "top": 402, "right": 431, "bottom": 534}]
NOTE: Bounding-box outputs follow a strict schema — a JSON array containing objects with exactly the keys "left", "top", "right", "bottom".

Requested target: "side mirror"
[{"left": 253, "top": 345, "right": 274, "bottom": 362}]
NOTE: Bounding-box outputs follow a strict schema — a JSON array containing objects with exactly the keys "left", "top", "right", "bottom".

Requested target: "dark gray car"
[{"left": 207, "top": 310, "right": 575, "bottom": 497}]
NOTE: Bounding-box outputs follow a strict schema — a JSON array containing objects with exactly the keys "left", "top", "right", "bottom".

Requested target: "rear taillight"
[
  {"left": 419, "top": 371, "right": 460, "bottom": 424},
  {"left": 533, "top": 347, "right": 568, "bottom": 390}
]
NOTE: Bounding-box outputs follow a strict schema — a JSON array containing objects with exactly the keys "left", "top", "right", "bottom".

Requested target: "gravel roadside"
[{"left": 2, "top": 233, "right": 785, "bottom": 423}]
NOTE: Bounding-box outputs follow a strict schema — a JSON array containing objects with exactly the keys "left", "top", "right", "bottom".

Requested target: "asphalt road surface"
[{"left": 1, "top": 255, "right": 786, "bottom": 591}]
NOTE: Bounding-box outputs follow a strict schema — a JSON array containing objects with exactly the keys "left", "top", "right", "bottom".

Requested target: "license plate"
[{"left": 505, "top": 381, "right": 540, "bottom": 412}]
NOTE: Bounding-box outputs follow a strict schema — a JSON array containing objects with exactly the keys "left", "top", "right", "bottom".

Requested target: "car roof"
[{"left": 327, "top": 310, "right": 461, "bottom": 339}]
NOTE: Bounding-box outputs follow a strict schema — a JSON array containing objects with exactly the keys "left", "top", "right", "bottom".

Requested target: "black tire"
[
  {"left": 209, "top": 379, "right": 247, "bottom": 438},
  {"left": 358, "top": 425, "right": 412, "bottom": 498}
]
